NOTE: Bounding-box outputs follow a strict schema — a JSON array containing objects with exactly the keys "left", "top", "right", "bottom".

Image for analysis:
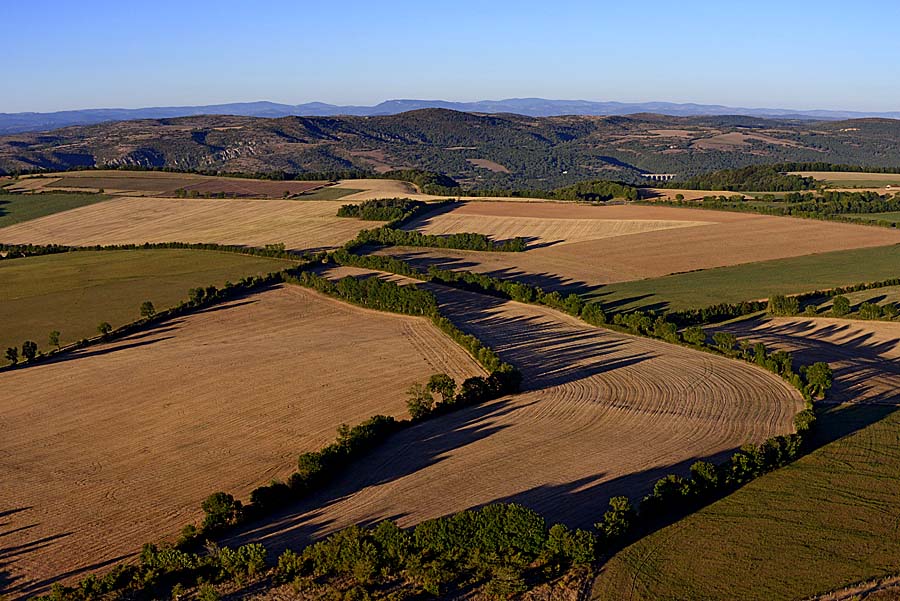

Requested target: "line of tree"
[
  {"left": 668, "top": 165, "right": 817, "bottom": 191},
  {"left": 0, "top": 241, "right": 304, "bottom": 262},
  {"left": 652, "top": 191, "right": 900, "bottom": 228},
  {"left": 350, "top": 226, "right": 528, "bottom": 252},
  {"left": 467, "top": 179, "right": 639, "bottom": 202},
  {"left": 337, "top": 198, "right": 428, "bottom": 222},
  {"left": 771, "top": 162, "right": 900, "bottom": 175}
]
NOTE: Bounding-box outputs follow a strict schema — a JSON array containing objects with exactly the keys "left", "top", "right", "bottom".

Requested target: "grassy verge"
[
  {"left": 0, "top": 249, "right": 295, "bottom": 360},
  {"left": 0, "top": 192, "right": 111, "bottom": 227},
  {"left": 593, "top": 403, "right": 900, "bottom": 601},
  {"left": 589, "top": 244, "right": 900, "bottom": 312}
]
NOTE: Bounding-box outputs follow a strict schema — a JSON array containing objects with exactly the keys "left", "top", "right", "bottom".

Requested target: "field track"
[
  {"left": 231, "top": 283, "right": 802, "bottom": 558},
  {"left": 381, "top": 202, "right": 900, "bottom": 286},
  {"left": 0, "top": 286, "right": 483, "bottom": 596},
  {"left": 0, "top": 196, "right": 383, "bottom": 251},
  {"left": 593, "top": 317, "right": 900, "bottom": 601}
]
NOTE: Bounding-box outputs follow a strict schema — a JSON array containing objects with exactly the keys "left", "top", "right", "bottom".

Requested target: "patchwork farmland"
[{"left": 0, "top": 285, "right": 483, "bottom": 595}]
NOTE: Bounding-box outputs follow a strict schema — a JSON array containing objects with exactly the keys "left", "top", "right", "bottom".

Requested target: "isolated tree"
[
  {"left": 48, "top": 330, "right": 61, "bottom": 350},
  {"left": 858, "top": 302, "right": 883, "bottom": 320},
  {"left": 21, "top": 340, "right": 38, "bottom": 362},
  {"left": 831, "top": 295, "right": 850, "bottom": 317},
  {"left": 140, "top": 300, "right": 156, "bottom": 319},
  {"left": 97, "top": 322, "right": 112, "bottom": 336},
  {"left": 5, "top": 347, "right": 18, "bottom": 365},
  {"left": 406, "top": 383, "right": 434, "bottom": 420},
  {"left": 427, "top": 373, "right": 456, "bottom": 404}
]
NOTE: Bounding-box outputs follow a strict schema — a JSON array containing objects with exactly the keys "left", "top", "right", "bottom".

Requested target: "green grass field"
[
  {"left": 845, "top": 211, "right": 900, "bottom": 224},
  {"left": 0, "top": 192, "right": 111, "bottom": 228},
  {"left": 0, "top": 249, "right": 295, "bottom": 362},
  {"left": 298, "top": 187, "right": 362, "bottom": 200},
  {"left": 589, "top": 244, "right": 900, "bottom": 312},
  {"left": 593, "top": 404, "right": 900, "bottom": 600}
]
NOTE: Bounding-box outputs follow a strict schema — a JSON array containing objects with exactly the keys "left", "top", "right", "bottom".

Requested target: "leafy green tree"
[
  {"left": 683, "top": 326, "right": 706, "bottom": 346},
  {"left": 97, "top": 322, "right": 112, "bottom": 336},
  {"left": 689, "top": 460, "right": 719, "bottom": 493},
  {"left": 201, "top": 492, "right": 243, "bottom": 533},
  {"left": 858, "top": 302, "right": 883, "bottom": 320},
  {"left": 406, "top": 383, "right": 434, "bottom": 419},
  {"left": 140, "top": 300, "right": 156, "bottom": 319},
  {"left": 712, "top": 331, "right": 737, "bottom": 354},
  {"left": 596, "top": 496, "right": 634, "bottom": 542},
  {"left": 831, "top": 295, "right": 850, "bottom": 316},
  {"left": 768, "top": 294, "right": 799, "bottom": 316},
  {"left": 5, "top": 346, "right": 18, "bottom": 365},
  {"left": 803, "top": 362, "right": 833, "bottom": 399},
  {"left": 21, "top": 340, "right": 38, "bottom": 362},
  {"left": 48, "top": 330, "right": 61, "bottom": 350},
  {"left": 427, "top": 373, "right": 456, "bottom": 404}
]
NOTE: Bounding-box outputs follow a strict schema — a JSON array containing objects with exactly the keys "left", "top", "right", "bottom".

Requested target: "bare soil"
[{"left": 0, "top": 286, "right": 483, "bottom": 596}]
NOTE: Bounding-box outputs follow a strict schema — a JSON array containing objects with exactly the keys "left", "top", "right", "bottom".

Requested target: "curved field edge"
[
  {"left": 593, "top": 318, "right": 900, "bottom": 601},
  {"left": 230, "top": 285, "right": 803, "bottom": 557},
  {"left": 0, "top": 249, "right": 296, "bottom": 359},
  {"left": 0, "top": 285, "right": 485, "bottom": 595}
]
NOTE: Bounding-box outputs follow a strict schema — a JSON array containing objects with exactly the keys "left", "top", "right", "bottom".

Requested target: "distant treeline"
[
  {"left": 670, "top": 165, "right": 817, "bottom": 191},
  {"left": 469, "top": 179, "right": 639, "bottom": 202},
  {"left": 0, "top": 241, "right": 301, "bottom": 262},
  {"left": 771, "top": 162, "right": 900, "bottom": 174}
]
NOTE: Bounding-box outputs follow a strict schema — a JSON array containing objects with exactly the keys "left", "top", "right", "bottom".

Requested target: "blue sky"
[{"left": 5, "top": 0, "right": 899, "bottom": 113}]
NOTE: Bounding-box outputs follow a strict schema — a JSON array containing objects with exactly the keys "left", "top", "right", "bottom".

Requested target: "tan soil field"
[
  {"left": 0, "top": 196, "right": 383, "bottom": 252},
  {"left": 644, "top": 187, "right": 750, "bottom": 201},
  {"left": 793, "top": 171, "right": 900, "bottom": 184},
  {"left": 233, "top": 284, "right": 802, "bottom": 555},
  {"left": 330, "top": 178, "right": 422, "bottom": 201},
  {"left": 404, "top": 203, "right": 710, "bottom": 246},
  {"left": 0, "top": 285, "right": 483, "bottom": 596},
  {"left": 718, "top": 317, "right": 900, "bottom": 406},
  {"left": 380, "top": 202, "right": 900, "bottom": 286},
  {"left": 10, "top": 171, "right": 326, "bottom": 198}
]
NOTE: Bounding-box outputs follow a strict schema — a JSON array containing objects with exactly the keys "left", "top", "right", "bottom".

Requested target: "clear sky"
[{"left": 5, "top": 0, "right": 899, "bottom": 113}]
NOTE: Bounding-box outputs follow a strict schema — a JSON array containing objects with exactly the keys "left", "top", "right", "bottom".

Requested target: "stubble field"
[
  {"left": 9, "top": 171, "right": 327, "bottom": 198},
  {"left": 593, "top": 316, "right": 900, "bottom": 601},
  {"left": 232, "top": 283, "right": 802, "bottom": 559},
  {"left": 0, "top": 196, "right": 384, "bottom": 251},
  {"left": 379, "top": 201, "right": 900, "bottom": 290},
  {"left": 0, "top": 285, "right": 484, "bottom": 597}
]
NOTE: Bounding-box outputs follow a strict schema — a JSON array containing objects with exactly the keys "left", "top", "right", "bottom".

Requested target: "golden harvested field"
[
  {"left": 0, "top": 196, "right": 384, "bottom": 251},
  {"left": 0, "top": 285, "right": 483, "bottom": 596},
  {"left": 793, "top": 171, "right": 900, "bottom": 188},
  {"left": 233, "top": 284, "right": 803, "bottom": 555},
  {"left": 404, "top": 202, "right": 711, "bottom": 246},
  {"left": 380, "top": 202, "right": 900, "bottom": 287},
  {"left": 718, "top": 316, "right": 900, "bottom": 405},
  {"left": 9, "top": 170, "right": 326, "bottom": 198},
  {"left": 330, "top": 178, "right": 422, "bottom": 201}
]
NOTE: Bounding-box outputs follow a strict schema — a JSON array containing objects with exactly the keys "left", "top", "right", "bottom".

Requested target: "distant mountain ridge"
[{"left": 2, "top": 98, "right": 899, "bottom": 135}]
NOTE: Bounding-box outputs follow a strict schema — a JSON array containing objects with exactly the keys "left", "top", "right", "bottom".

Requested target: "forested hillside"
[{"left": 2, "top": 110, "right": 899, "bottom": 189}]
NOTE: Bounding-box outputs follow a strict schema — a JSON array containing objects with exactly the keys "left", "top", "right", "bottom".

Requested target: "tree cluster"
[
  {"left": 337, "top": 198, "right": 427, "bottom": 222},
  {"left": 672, "top": 165, "right": 816, "bottom": 191}
]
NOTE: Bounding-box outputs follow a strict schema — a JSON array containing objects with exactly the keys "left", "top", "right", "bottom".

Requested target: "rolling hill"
[{"left": 2, "top": 110, "right": 900, "bottom": 189}]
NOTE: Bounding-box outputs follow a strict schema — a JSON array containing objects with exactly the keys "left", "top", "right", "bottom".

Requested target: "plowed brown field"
[
  {"left": 383, "top": 202, "right": 900, "bottom": 286},
  {"left": 0, "top": 286, "right": 483, "bottom": 597},
  {"left": 232, "top": 284, "right": 803, "bottom": 556},
  {"left": 0, "top": 197, "right": 383, "bottom": 251}
]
